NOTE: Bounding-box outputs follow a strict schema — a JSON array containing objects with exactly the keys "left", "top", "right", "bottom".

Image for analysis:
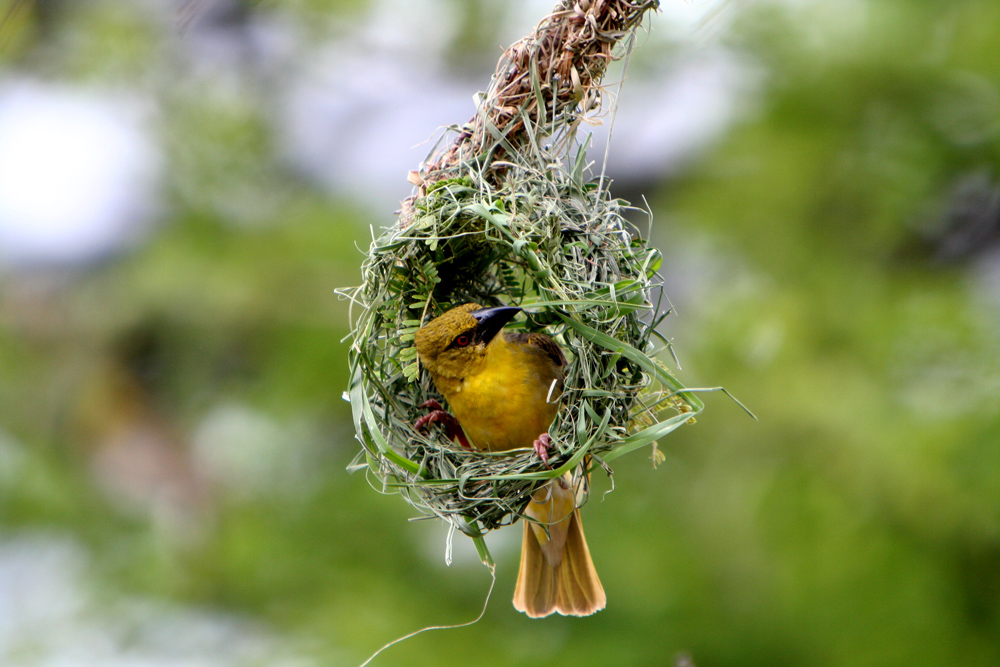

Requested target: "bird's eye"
[{"left": 454, "top": 334, "right": 471, "bottom": 347}]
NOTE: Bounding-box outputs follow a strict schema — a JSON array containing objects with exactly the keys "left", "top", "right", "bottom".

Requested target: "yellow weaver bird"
[{"left": 414, "top": 303, "right": 606, "bottom": 618}]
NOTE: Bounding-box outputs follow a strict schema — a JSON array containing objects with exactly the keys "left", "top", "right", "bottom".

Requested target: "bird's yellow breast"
[{"left": 442, "top": 335, "right": 562, "bottom": 451}]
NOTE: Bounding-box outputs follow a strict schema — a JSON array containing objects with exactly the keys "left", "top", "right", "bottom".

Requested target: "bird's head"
[{"left": 415, "top": 303, "right": 521, "bottom": 380}]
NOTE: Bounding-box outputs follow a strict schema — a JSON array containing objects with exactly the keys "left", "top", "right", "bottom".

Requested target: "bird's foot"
[
  {"left": 533, "top": 433, "right": 553, "bottom": 468},
  {"left": 414, "top": 400, "right": 471, "bottom": 449}
]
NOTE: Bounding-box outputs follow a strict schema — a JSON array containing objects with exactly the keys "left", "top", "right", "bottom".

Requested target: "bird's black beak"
[{"left": 471, "top": 306, "right": 521, "bottom": 345}]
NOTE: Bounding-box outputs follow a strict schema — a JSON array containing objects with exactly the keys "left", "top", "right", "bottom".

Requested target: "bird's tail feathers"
[{"left": 512, "top": 496, "right": 605, "bottom": 618}]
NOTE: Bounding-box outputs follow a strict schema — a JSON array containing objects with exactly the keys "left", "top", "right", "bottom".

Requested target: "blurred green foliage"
[{"left": 1, "top": 1, "right": 1000, "bottom": 666}]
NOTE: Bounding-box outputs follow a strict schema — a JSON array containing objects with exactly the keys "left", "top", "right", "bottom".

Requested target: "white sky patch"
[{"left": 0, "top": 81, "right": 162, "bottom": 268}]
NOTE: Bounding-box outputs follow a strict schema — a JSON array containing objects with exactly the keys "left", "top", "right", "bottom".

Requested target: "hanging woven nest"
[{"left": 341, "top": 0, "right": 703, "bottom": 559}]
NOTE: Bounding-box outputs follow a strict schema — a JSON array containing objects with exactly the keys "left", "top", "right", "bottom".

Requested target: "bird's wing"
[{"left": 505, "top": 332, "right": 567, "bottom": 368}]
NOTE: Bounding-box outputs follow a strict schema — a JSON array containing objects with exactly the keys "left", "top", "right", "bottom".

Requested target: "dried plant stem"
[{"left": 403, "top": 0, "right": 660, "bottom": 222}]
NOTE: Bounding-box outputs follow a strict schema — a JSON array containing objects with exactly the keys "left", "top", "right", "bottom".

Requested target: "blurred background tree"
[{"left": 0, "top": 1, "right": 998, "bottom": 666}]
